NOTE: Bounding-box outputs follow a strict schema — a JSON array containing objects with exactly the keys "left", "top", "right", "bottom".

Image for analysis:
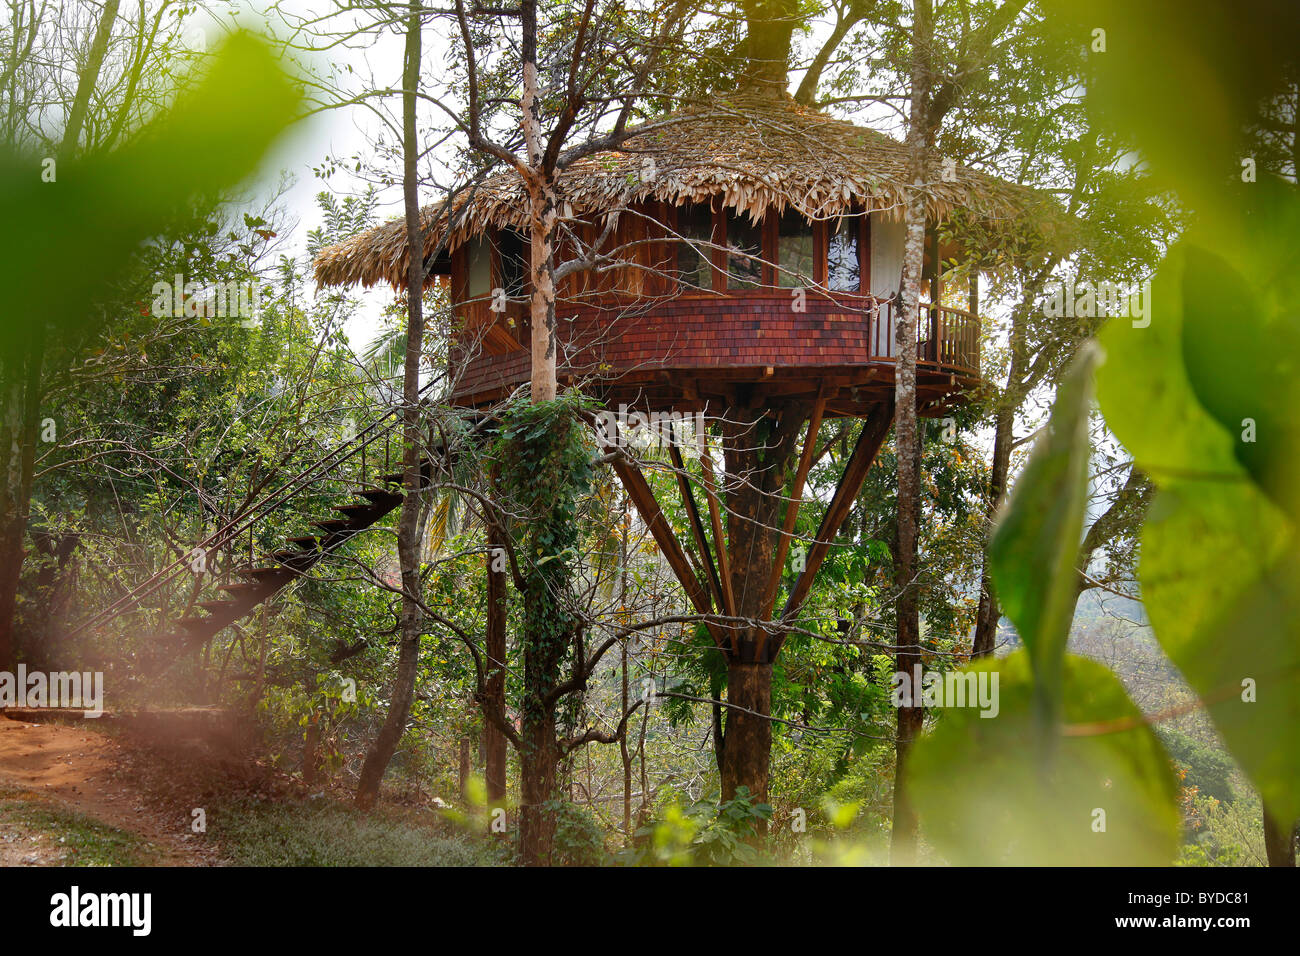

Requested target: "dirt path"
[{"left": 0, "top": 712, "right": 223, "bottom": 866}]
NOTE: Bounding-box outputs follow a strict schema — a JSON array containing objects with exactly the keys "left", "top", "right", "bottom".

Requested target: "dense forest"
[{"left": 0, "top": 0, "right": 1297, "bottom": 875}]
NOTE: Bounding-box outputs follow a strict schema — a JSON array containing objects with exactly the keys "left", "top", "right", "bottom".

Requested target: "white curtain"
[{"left": 870, "top": 212, "right": 906, "bottom": 357}]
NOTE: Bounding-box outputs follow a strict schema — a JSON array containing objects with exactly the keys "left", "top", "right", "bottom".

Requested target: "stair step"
[
  {"left": 178, "top": 617, "right": 210, "bottom": 631},
  {"left": 312, "top": 518, "right": 351, "bottom": 534},
  {"left": 197, "top": 599, "right": 237, "bottom": 613},
  {"left": 218, "top": 582, "right": 261, "bottom": 594},
  {"left": 286, "top": 536, "right": 321, "bottom": 549},
  {"left": 239, "top": 566, "right": 290, "bottom": 580},
  {"left": 358, "top": 489, "right": 404, "bottom": 506},
  {"left": 271, "top": 549, "right": 310, "bottom": 564},
  {"left": 332, "top": 503, "right": 376, "bottom": 518}
]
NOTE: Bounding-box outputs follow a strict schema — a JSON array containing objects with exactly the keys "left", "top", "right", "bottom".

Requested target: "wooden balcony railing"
[{"left": 866, "top": 299, "right": 980, "bottom": 376}]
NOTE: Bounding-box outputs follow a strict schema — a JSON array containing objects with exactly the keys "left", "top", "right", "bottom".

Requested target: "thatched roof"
[{"left": 314, "top": 91, "right": 1057, "bottom": 290}]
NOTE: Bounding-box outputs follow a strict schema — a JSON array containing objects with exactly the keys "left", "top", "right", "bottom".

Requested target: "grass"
[
  {"left": 0, "top": 786, "right": 153, "bottom": 866},
  {"left": 210, "top": 796, "right": 500, "bottom": 867}
]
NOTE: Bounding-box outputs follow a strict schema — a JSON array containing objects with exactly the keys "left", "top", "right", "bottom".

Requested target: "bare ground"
[{"left": 0, "top": 709, "right": 286, "bottom": 866}]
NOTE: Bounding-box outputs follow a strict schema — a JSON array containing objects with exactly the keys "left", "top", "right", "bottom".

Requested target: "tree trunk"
[
  {"left": 60, "top": 0, "right": 121, "bottom": 161},
  {"left": 719, "top": 660, "right": 772, "bottom": 807},
  {"left": 714, "top": 409, "right": 804, "bottom": 813},
  {"left": 0, "top": 0, "right": 114, "bottom": 669},
  {"left": 458, "top": 735, "right": 471, "bottom": 800},
  {"left": 1263, "top": 804, "right": 1297, "bottom": 866},
  {"left": 971, "top": 304, "right": 1028, "bottom": 659},
  {"left": 0, "top": 329, "right": 42, "bottom": 673},
  {"left": 519, "top": 0, "right": 557, "bottom": 404},
  {"left": 302, "top": 716, "right": 322, "bottom": 787},
  {"left": 355, "top": 1, "right": 425, "bottom": 810},
  {"left": 518, "top": 706, "right": 559, "bottom": 864},
  {"left": 890, "top": 0, "right": 934, "bottom": 864},
  {"left": 971, "top": 398, "right": 1014, "bottom": 658},
  {"left": 484, "top": 527, "right": 508, "bottom": 807}
]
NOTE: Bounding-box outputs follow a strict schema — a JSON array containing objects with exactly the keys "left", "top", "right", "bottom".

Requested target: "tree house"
[{"left": 315, "top": 92, "right": 1047, "bottom": 805}]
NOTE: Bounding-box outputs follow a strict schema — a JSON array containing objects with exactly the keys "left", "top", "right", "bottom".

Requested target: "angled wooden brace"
[
  {"left": 773, "top": 402, "right": 894, "bottom": 656},
  {"left": 667, "top": 432, "right": 725, "bottom": 615},
  {"left": 607, "top": 450, "right": 727, "bottom": 650}
]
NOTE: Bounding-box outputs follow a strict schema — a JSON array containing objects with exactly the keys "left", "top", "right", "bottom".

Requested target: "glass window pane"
[
  {"left": 726, "top": 211, "right": 763, "bottom": 290},
  {"left": 828, "top": 216, "right": 861, "bottom": 292},
  {"left": 675, "top": 204, "right": 713, "bottom": 290},
  {"left": 498, "top": 230, "right": 527, "bottom": 298},
  {"left": 777, "top": 209, "right": 814, "bottom": 288},
  {"left": 466, "top": 236, "right": 491, "bottom": 298}
]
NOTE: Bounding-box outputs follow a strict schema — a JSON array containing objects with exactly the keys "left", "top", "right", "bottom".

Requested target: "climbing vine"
[{"left": 493, "top": 392, "right": 595, "bottom": 729}]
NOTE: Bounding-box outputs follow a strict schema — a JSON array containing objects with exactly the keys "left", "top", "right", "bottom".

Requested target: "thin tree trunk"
[
  {"left": 513, "top": 0, "right": 565, "bottom": 863},
  {"left": 1263, "top": 804, "right": 1297, "bottom": 866},
  {"left": 458, "top": 736, "right": 471, "bottom": 800},
  {"left": 520, "top": 0, "right": 557, "bottom": 404},
  {"left": 0, "top": 329, "right": 41, "bottom": 673},
  {"left": 618, "top": 495, "right": 633, "bottom": 841},
  {"left": 484, "top": 518, "right": 508, "bottom": 807},
  {"left": 60, "top": 0, "right": 121, "bottom": 161},
  {"left": 971, "top": 296, "right": 1032, "bottom": 658},
  {"left": 356, "top": 1, "right": 425, "bottom": 810},
  {"left": 890, "top": 0, "right": 933, "bottom": 864}
]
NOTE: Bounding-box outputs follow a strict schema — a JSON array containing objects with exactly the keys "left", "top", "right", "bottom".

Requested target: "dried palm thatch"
[{"left": 314, "top": 91, "right": 1060, "bottom": 289}]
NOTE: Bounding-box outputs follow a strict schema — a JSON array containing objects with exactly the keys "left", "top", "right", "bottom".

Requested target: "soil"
[{"left": 0, "top": 708, "right": 286, "bottom": 866}]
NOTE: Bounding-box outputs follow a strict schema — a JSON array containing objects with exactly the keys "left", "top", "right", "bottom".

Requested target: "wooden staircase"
[
  {"left": 169, "top": 460, "right": 435, "bottom": 655},
  {"left": 65, "top": 394, "right": 491, "bottom": 666}
]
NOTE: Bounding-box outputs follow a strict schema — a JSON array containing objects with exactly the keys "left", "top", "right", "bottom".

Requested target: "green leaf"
[
  {"left": 1180, "top": 241, "right": 1300, "bottom": 521},
  {"left": 1095, "top": 250, "right": 1242, "bottom": 483},
  {"left": 1140, "top": 485, "right": 1299, "bottom": 819},
  {"left": 0, "top": 31, "right": 300, "bottom": 355},
  {"left": 910, "top": 652, "right": 1181, "bottom": 865},
  {"left": 987, "top": 343, "right": 1099, "bottom": 724}
]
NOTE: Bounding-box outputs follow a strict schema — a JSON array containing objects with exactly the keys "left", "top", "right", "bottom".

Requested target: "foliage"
[
  {"left": 1157, "top": 729, "right": 1237, "bottom": 806},
  {"left": 1177, "top": 788, "right": 1270, "bottom": 868},
  {"left": 910, "top": 348, "right": 1182, "bottom": 864},
  {"left": 544, "top": 799, "right": 610, "bottom": 866},
  {"left": 493, "top": 392, "right": 596, "bottom": 728},
  {"left": 0, "top": 31, "right": 299, "bottom": 356},
  {"left": 621, "top": 786, "right": 773, "bottom": 867}
]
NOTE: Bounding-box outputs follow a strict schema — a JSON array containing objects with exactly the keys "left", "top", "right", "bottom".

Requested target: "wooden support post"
[
  {"left": 698, "top": 443, "right": 737, "bottom": 624},
  {"left": 763, "top": 397, "right": 826, "bottom": 621},
  {"left": 668, "top": 433, "right": 725, "bottom": 614},
  {"left": 609, "top": 454, "right": 721, "bottom": 646},
  {"left": 776, "top": 403, "right": 893, "bottom": 650}
]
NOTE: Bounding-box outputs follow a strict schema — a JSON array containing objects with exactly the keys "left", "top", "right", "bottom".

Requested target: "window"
[
  {"left": 465, "top": 237, "right": 491, "bottom": 298},
  {"left": 498, "top": 229, "right": 527, "bottom": 299},
  {"left": 827, "top": 216, "right": 862, "bottom": 292},
  {"left": 725, "top": 211, "right": 763, "bottom": 290},
  {"left": 675, "top": 204, "right": 714, "bottom": 290},
  {"left": 777, "top": 209, "right": 814, "bottom": 288}
]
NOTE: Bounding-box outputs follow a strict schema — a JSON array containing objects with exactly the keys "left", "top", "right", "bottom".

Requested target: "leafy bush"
[
  {"left": 544, "top": 799, "right": 610, "bottom": 866},
  {"left": 621, "top": 787, "right": 773, "bottom": 866},
  {"left": 1177, "top": 789, "right": 1268, "bottom": 867}
]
